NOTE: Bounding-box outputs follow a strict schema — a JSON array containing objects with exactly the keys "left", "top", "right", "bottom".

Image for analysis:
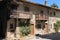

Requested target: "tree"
[
  {"left": 0, "top": 0, "right": 19, "bottom": 38},
  {"left": 51, "top": 3, "right": 58, "bottom": 8}
]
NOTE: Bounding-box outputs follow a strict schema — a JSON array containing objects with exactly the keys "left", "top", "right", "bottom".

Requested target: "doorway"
[
  {"left": 19, "top": 19, "right": 30, "bottom": 36},
  {"left": 30, "top": 24, "right": 34, "bottom": 35}
]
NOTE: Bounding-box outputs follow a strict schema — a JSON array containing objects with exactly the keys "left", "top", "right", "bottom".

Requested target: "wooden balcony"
[
  {"left": 36, "top": 14, "right": 48, "bottom": 20},
  {"left": 10, "top": 10, "right": 32, "bottom": 19}
]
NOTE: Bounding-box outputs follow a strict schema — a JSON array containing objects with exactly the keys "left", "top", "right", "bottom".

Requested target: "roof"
[{"left": 20, "top": 0, "right": 60, "bottom": 11}]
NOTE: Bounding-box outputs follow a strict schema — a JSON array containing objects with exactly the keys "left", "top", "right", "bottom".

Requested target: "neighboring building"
[{"left": 6, "top": 0, "right": 60, "bottom": 40}]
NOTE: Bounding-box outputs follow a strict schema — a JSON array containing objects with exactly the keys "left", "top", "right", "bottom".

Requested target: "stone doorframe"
[
  {"left": 7, "top": 19, "right": 15, "bottom": 32},
  {"left": 6, "top": 19, "right": 16, "bottom": 40}
]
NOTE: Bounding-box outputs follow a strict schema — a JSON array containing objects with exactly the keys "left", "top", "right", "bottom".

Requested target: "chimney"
[{"left": 44, "top": 0, "right": 47, "bottom": 6}]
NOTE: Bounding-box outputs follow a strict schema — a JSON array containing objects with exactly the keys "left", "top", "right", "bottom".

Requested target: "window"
[
  {"left": 36, "top": 24, "right": 41, "bottom": 29},
  {"left": 40, "top": 10, "right": 43, "bottom": 14},
  {"left": 10, "top": 24, "right": 14, "bottom": 32},
  {"left": 10, "top": 4, "right": 17, "bottom": 10},
  {"left": 16, "top": 0, "right": 21, "bottom": 2},
  {"left": 24, "top": 6, "right": 30, "bottom": 12},
  {"left": 50, "top": 12, "right": 52, "bottom": 16},
  {"left": 53, "top": 12, "right": 56, "bottom": 16},
  {"left": 47, "top": 10, "right": 49, "bottom": 15},
  {"left": 10, "top": 24, "right": 13, "bottom": 29},
  {"left": 40, "top": 10, "right": 44, "bottom": 16}
]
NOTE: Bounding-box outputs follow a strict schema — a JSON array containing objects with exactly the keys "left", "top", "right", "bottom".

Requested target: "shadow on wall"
[{"left": 36, "top": 32, "right": 60, "bottom": 40}]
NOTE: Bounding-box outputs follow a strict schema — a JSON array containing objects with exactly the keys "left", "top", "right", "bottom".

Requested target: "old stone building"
[
  {"left": 0, "top": 0, "right": 60, "bottom": 40},
  {"left": 6, "top": 0, "right": 60, "bottom": 40}
]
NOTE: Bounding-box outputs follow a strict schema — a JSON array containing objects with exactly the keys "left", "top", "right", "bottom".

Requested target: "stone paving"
[{"left": 20, "top": 33, "right": 60, "bottom": 40}]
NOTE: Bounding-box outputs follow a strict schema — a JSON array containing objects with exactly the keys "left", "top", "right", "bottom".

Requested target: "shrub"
[
  {"left": 54, "top": 21, "right": 60, "bottom": 32},
  {"left": 20, "top": 26, "right": 30, "bottom": 36}
]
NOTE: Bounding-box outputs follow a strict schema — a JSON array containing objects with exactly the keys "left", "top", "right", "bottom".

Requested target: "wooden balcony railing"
[
  {"left": 10, "top": 10, "right": 32, "bottom": 19},
  {"left": 36, "top": 14, "right": 48, "bottom": 20}
]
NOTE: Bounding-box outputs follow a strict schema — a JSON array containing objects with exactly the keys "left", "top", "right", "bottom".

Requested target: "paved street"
[
  {"left": 26, "top": 33, "right": 60, "bottom": 40},
  {"left": 38, "top": 33, "right": 60, "bottom": 40},
  {"left": 28, "top": 36, "right": 51, "bottom": 40},
  {"left": 1, "top": 33, "right": 60, "bottom": 40},
  {"left": 20, "top": 35, "right": 51, "bottom": 40}
]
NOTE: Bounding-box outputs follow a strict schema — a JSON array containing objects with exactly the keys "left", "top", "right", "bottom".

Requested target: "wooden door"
[
  {"left": 44, "top": 23, "right": 48, "bottom": 33},
  {"left": 30, "top": 24, "right": 34, "bottom": 35}
]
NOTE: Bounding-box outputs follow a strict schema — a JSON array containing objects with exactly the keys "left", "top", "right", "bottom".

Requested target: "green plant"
[
  {"left": 54, "top": 21, "right": 60, "bottom": 32},
  {"left": 20, "top": 26, "right": 30, "bottom": 36},
  {"left": 19, "top": 19, "right": 30, "bottom": 36},
  {"left": 51, "top": 3, "right": 58, "bottom": 8}
]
